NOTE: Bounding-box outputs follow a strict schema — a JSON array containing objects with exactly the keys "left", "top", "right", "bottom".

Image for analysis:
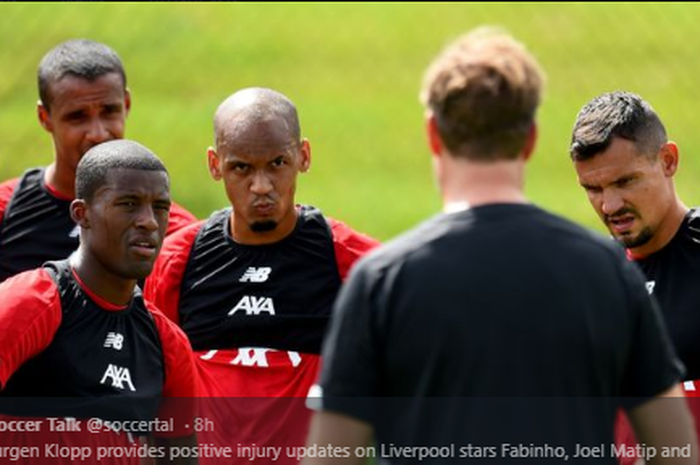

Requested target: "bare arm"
[
  {"left": 302, "top": 411, "right": 373, "bottom": 465},
  {"left": 628, "top": 384, "right": 698, "bottom": 465}
]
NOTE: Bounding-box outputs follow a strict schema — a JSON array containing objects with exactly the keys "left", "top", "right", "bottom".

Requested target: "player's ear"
[
  {"left": 299, "top": 139, "right": 311, "bottom": 173},
  {"left": 660, "top": 141, "right": 679, "bottom": 177},
  {"left": 426, "top": 113, "right": 443, "bottom": 158},
  {"left": 521, "top": 123, "right": 537, "bottom": 162},
  {"left": 124, "top": 88, "right": 132, "bottom": 116},
  {"left": 70, "top": 199, "right": 89, "bottom": 229},
  {"left": 207, "top": 147, "right": 222, "bottom": 181},
  {"left": 37, "top": 101, "right": 53, "bottom": 133}
]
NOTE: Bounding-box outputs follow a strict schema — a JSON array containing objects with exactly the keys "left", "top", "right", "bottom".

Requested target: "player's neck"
[
  {"left": 440, "top": 158, "right": 528, "bottom": 208},
  {"left": 44, "top": 163, "right": 76, "bottom": 199},
  {"left": 628, "top": 198, "right": 689, "bottom": 259},
  {"left": 70, "top": 251, "right": 136, "bottom": 307}
]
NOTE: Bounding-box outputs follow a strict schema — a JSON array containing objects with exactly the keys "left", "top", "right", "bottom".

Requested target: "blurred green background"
[{"left": 1, "top": 3, "right": 699, "bottom": 242}]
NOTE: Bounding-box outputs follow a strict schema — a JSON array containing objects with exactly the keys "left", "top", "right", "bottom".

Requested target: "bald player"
[{"left": 144, "top": 87, "right": 379, "bottom": 464}]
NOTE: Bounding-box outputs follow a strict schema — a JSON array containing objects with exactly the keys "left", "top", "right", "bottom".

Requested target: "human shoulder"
[
  {"left": 159, "top": 219, "right": 206, "bottom": 259},
  {"left": 145, "top": 304, "right": 191, "bottom": 350},
  {"left": 347, "top": 212, "right": 448, "bottom": 280},
  {"left": 0, "top": 177, "right": 21, "bottom": 217},
  {"left": 681, "top": 207, "right": 700, "bottom": 239},
  {"left": 166, "top": 201, "right": 198, "bottom": 236},
  {"left": 0, "top": 267, "right": 60, "bottom": 308}
]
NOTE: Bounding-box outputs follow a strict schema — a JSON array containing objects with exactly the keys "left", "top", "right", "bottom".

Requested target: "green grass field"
[{"left": 1, "top": 3, "right": 700, "bottom": 241}]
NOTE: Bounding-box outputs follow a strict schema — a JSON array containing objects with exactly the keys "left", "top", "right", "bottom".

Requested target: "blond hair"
[{"left": 420, "top": 27, "right": 545, "bottom": 160}]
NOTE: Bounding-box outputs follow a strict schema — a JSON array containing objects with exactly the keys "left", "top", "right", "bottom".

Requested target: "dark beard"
[
  {"left": 250, "top": 220, "right": 278, "bottom": 232},
  {"left": 616, "top": 226, "right": 654, "bottom": 249}
]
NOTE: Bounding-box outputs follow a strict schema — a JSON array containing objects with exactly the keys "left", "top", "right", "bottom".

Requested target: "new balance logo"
[
  {"left": 239, "top": 267, "right": 272, "bottom": 283},
  {"left": 103, "top": 332, "right": 124, "bottom": 351},
  {"left": 100, "top": 364, "right": 136, "bottom": 391},
  {"left": 228, "top": 295, "right": 276, "bottom": 316},
  {"left": 645, "top": 281, "right": 656, "bottom": 295}
]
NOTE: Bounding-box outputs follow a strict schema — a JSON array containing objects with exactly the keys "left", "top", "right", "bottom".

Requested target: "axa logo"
[
  {"left": 228, "top": 295, "right": 276, "bottom": 316},
  {"left": 100, "top": 364, "right": 136, "bottom": 391},
  {"left": 103, "top": 332, "right": 124, "bottom": 351},
  {"left": 239, "top": 267, "right": 272, "bottom": 283},
  {"left": 645, "top": 281, "right": 656, "bottom": 295}
]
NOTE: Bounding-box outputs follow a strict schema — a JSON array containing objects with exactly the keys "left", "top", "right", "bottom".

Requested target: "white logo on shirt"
[
  {"left": 103, "top": 332, "right": 124, "bottom": 351},
  {"left": 100, "top": 364, "right": 136, "bottom": 391},
  {"left": 231, "top": 348, "right": 271, "bottom": 367},
  {"left": 645, "top": 281, "right": 656, "bottom": 295},
  {"left": 239, "top": 267, "right": 272, "bottom": 283},
  {"left": 199, "top": 349, "right": 301, "bottom": 368},
  {"left": 228, "top": 296, "right": 276, "bottom": 316}
]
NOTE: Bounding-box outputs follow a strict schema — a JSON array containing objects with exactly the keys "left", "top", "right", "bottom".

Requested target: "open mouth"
[
  {"left": 129, "top": 239, "right": 158, "bottom": 258},
  {"left": 608, "top": 215, "right": 635, "bottom": 235}
]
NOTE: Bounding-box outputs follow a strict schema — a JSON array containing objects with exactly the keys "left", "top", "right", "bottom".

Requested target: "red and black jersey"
[
  {"left": 145, "top": 205, "right": 379, "bottom": 355},
  {"left": 144, "top": 205, "right": 379, "bottom": 464},
  {"left": 0, "top": 259, "right": 197, "bottom": 421},
  {"left": 0, "top": 167, "right": 197, "bottom": 283},
  {"left": 631, "top": 208, "right": 700, "bottom": 380}
]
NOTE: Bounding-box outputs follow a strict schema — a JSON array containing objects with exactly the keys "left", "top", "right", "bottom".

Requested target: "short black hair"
[
  {"left": 76, "top": 140, "right": 168, "bottom": 202},
  {"left": 570, "top": 91, "right": 667, "bottom": 161},
  {"left": 38, "top": 39, "right": 126, "bottom": 110}
]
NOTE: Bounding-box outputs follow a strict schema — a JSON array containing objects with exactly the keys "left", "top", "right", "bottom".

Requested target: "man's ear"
[
  {"left": 124, "top": 88, "right": 132, "bottom": 116},
  {"left": 70, "top": 199, "right": 89, "bottom": 229},
  {"left": 521, "top": 123, "right": 538, "bottom": 162},
  {"left": 37, "top": 101, "right": 52, "bottom": 133},
  {"left": 659, "top": 141, "right": 679, "bottom": 177},
  {"left": 299, "top": 139, "right": 311, "bottom": 173},
  {"left": 207, "top": 147, "right": 222, "bottom": 181},
  {"left": 426, "top": 114, "right": 443, "bottom": 158}
]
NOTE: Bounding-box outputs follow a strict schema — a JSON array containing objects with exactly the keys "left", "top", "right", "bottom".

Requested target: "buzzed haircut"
[
  {"left": 569, "top": 91, "right": 667, "bottom": 161},
  {"left": 38, "top": 39, "right": 126, "bottom": 110},
  {"left": 213, "top": 87, "right": 301, "bottom": 149},
  {"left": 76, "top": 140, "right": 168, "bottom": 202},
  {"left": 420, "top": 27, "right": 545, "bottom": 161}
]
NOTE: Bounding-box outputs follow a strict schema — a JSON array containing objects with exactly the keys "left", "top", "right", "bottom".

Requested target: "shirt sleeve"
[
  {"left": 149, "top": 307, "right": 198, "bottom": 436},
  {"left": 144, "top": 222, "right": 202, "bottom": 325},
  {"left": 619, "top": 256, "right": 684, "bottom": 408},
  {"left": 328, "top": 218, "right": 380, "bottom": 281},
  {"left": 317, "top": 260, "right": 383, "bottom": 424},
  {"left": 0, "top": 268, "right": 61, "bottom": 389},
  {"left": 166, "top": 201, "right": 198, "bottom": 237},
  {"left": 0, "top": 178, "right": 19, "bottom": 227}
]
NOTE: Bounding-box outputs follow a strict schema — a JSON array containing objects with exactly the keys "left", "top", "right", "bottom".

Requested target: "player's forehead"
[
  {"left": 48, "top": 73, "right": 126, "bottom": 109},
  {"left": 220, "top": 120, "right": 299, "bottom": 160},
  {"left": 98, "top": 169, "right": 170, "bottom": 198},
  {"left": 575, "top": 138, "right": 653, "bottom": 186}
]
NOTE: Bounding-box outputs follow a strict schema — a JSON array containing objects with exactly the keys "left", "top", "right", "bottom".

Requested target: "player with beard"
[
  {"left": 0, "top": 39, "right": 196, "bottom": 283},
  {"left": 144, "top": 87, "right": 379, "bottom": 464},
  {"left": 571, "top": 90, "right": 700, "bottom": 464},
  {"left": 571, "top": 91, "right": 700, "bottom": 382},
  {"left": 302, "top": 30, "right": 695, "bottom": 465}
]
